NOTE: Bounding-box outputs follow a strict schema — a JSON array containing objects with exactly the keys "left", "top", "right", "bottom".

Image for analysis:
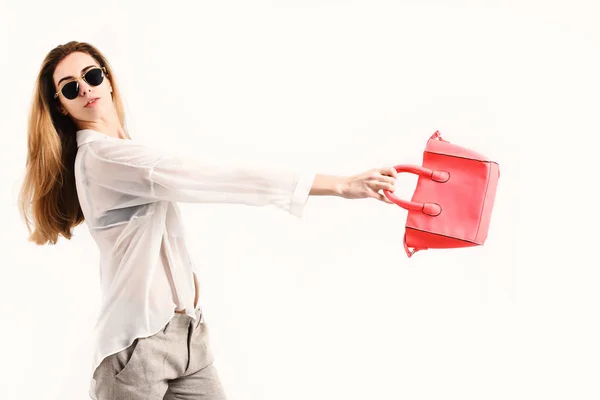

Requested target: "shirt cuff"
[{"left": 288, "top": 171, "right": 315, "bottom": 218}]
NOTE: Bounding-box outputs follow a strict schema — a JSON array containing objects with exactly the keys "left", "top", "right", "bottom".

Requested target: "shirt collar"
[{"left": 76, "top": 129, "right": 117, "bottom": 148}]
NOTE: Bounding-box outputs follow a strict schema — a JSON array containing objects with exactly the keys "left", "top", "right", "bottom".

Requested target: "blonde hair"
[{"left": 19, "top": 41, "right": 131, "bottom": 245}]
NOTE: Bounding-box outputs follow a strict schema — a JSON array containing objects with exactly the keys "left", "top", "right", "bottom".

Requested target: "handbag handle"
[{"left": 383, "top": 165, "right": 449, "bottom": 216}]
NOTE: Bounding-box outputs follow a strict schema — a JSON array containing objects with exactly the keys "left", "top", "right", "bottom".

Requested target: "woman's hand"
[{"left": 340, "top": 166, "right": 398, "bottom": 204}]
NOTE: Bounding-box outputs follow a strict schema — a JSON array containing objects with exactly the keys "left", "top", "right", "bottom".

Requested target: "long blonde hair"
[{"left": 19, "top": 41, "right": 131, "bottom": 245}]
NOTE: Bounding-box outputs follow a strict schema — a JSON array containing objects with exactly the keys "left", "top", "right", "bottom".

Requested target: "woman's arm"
[
  {"left": 311, "top": 167, "right": 398, "bottom": 203},
  {"left": 84, "top": 139, "right": 398, "bottom": 215},
  {"left": 309, "top": 174, "right": 346, "bottom": 197}
]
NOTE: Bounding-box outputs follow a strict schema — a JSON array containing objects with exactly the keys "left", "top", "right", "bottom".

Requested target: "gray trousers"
[{"left": 90, "top": 308, "right": 228, "bottom": 399}]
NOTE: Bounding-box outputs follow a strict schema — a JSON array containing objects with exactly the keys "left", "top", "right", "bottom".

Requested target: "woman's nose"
[{"left": 78, "top": 80, "right": 93, "bottom": 96}]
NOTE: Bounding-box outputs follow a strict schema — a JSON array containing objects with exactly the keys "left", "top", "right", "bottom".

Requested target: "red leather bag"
[{"left": 384, "top": 131, "right": 500, "bottom": 257}]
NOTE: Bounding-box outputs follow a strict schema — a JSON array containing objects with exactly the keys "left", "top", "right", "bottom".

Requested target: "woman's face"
[{"left": 52, "top": 51, "right": 113, "bottom": 123}]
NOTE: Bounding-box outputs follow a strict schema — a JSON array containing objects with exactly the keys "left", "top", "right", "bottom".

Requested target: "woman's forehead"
[{"left": 54, "top": 52, "right": 98, "bottom": 85}]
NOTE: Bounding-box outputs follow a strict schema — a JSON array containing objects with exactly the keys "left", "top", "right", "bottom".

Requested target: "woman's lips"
[{"left": 85, "top": 97, "right": 100, "bottom": 108}]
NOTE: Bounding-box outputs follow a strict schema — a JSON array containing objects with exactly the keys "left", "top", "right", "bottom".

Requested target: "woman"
[{"left": 18, "top": 41, "right": 398, "bottom": 400}]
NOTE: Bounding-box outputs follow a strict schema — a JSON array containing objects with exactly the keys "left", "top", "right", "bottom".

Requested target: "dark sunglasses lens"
[
  {"left": 85, "top": 68, "right": 104, "bottom": 86},
  {"left": 61, "top": 82, "right": 79, "bottom": 100}
]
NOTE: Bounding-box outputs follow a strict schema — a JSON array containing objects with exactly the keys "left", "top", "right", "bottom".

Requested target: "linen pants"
[{"left": 90, "top": 308, "right": 228, "bottom": 400}]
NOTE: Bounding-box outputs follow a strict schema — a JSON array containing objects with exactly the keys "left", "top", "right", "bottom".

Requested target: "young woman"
[{"left": 19, "top": 41, "right": 398, "bottom": 400}]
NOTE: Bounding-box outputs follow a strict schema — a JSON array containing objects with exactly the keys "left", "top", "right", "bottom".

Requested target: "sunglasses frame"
[{"left": 54, "top": 66, "right": 108, "bottom": 100}]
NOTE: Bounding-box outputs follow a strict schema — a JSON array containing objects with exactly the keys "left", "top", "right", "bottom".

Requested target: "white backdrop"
[{"left": 1, "top": 1, "right": 598, "bottom": 399}]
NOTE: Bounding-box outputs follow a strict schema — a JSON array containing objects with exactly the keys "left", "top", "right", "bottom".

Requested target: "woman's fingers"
[
  {"left": 378, "top": 192, "right": 394, "bottom": 204},
  {"left": 370, "top": 180, "right": 396, "bottom": 192},
  {"left": 379, "top": 166, "right": 398, "bottom": 178},
  {"left": 371, "top": 169, "right": 396, "bottom": 203},
  {"left": 343, "top": 166, "right": 398, "bottom": 202},
  {"left": 378, "top": 175, "right": 397, "bottom": 186}
]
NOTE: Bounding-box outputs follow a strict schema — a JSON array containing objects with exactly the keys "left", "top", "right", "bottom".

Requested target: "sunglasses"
[{"left": 54, "top": 66, "right": 108, "bottom": 100}]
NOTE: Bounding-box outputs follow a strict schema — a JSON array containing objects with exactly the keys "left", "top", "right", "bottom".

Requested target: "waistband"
[{"left": 165, "top": 307, "right": 204, "bottom": 331}]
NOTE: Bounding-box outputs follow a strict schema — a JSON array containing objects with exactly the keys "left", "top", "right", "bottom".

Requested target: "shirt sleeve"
[{"left": 84, "top": 139, "right": 315, "bottom": 217}]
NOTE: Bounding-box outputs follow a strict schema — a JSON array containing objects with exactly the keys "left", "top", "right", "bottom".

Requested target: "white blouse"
[{"left": 75, "top": 129, "right": 315, "bottom": 397}]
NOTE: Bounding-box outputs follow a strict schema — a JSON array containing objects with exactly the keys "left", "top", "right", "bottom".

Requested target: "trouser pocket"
[{"left": 113, "top": 338, "right": 141, "bottom": 379}]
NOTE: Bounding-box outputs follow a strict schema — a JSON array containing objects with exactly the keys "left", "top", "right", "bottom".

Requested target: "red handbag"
[{"left": 384, "top": 131, "right": 500, "bottom": 257}]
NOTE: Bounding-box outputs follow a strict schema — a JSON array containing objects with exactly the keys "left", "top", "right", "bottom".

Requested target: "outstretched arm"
[{"left": 83, "top": 139, "right": 398, "bottom": 218}]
